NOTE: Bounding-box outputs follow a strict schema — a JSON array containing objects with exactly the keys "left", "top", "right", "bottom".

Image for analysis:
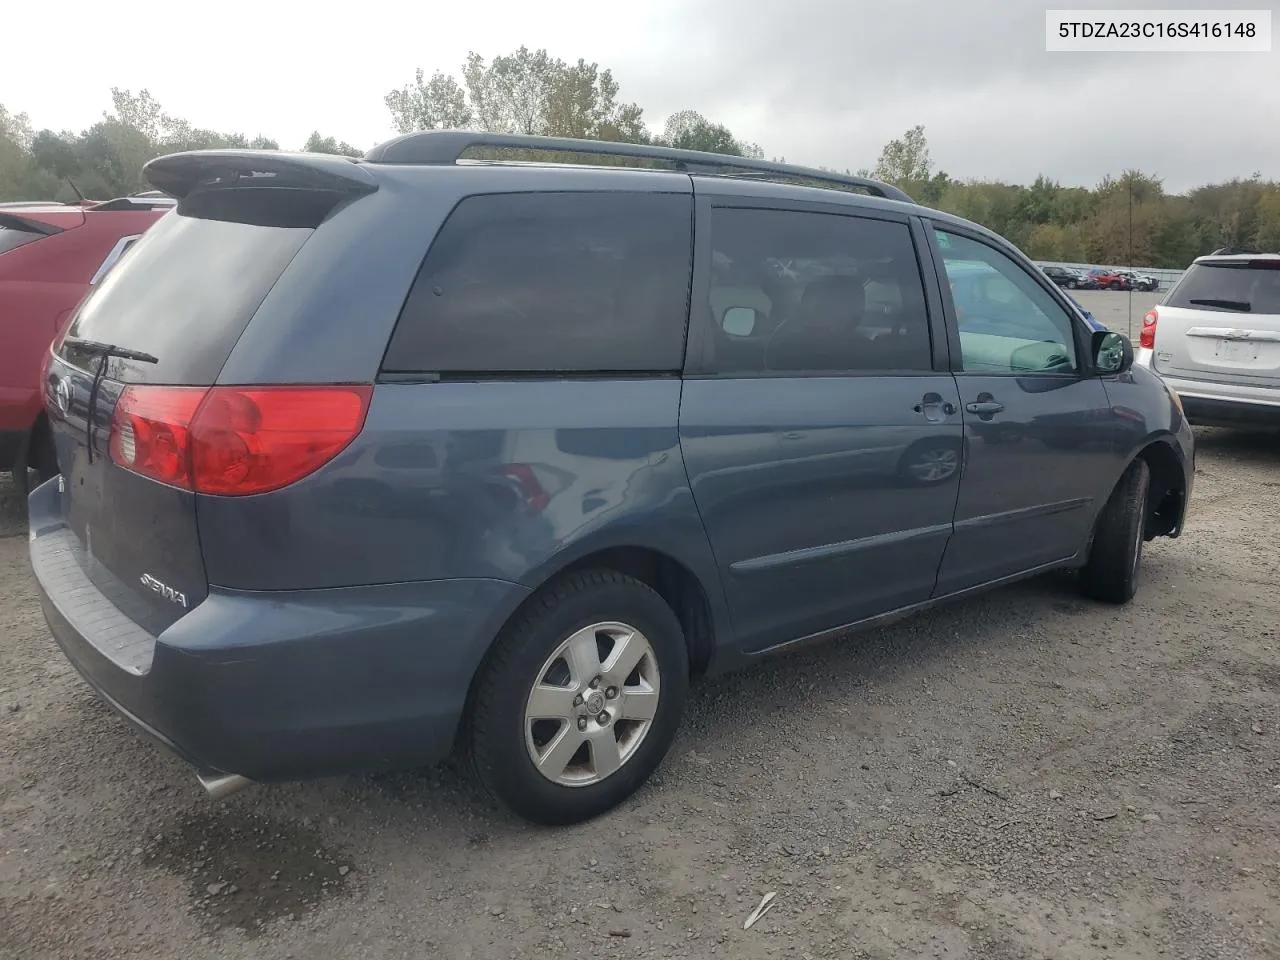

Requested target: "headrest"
[{"left": 799, "top": 274, "right": 865, "bottom": 324}]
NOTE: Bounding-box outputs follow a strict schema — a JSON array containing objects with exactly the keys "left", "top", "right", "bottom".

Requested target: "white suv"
[{"left": 1136, "top": 252, "right": 1280, "bottom": 427}]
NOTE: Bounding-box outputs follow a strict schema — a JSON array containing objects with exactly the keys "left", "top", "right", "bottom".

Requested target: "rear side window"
[
  {"left": 383, "top": 192, "right": 693, "bottom": 374},
  {"left": 60, "top": 206, "right": 311, "bottom": 384},
  {"left": 0, "top": 223, "right": 51, "bottom": 256},
  {"left": 1165, "top": 261, "right": 1280, "bottom": 315},
  {"left": 698, "top": 207, "right": 934, "bottom": 376}
]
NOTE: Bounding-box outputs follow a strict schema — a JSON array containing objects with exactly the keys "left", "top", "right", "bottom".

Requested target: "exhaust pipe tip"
[{"left": 197, "top": 772, "right": 253, "bottom": 801}]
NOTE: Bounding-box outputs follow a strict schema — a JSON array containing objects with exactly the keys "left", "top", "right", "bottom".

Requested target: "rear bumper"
[
  {"left": 28, "top": 477, "right": 530, "bottom": 782},
  {"left": 1179, "top": 394, "right": 1280, "bottom": 428},
  {"left": 1135, "top": 354, "right": 1280, "bottom": 428}
]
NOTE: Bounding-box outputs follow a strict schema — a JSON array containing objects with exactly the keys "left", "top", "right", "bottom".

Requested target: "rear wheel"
[
  {"left": 1080, "top": 458, "right": 1149, "bottom": 604},
  {"left": 1109, "top": 280, "right": 1122, "bottom": 290},
  {"left": 469, "top": 570, "right": 689, "bottom": 825}
]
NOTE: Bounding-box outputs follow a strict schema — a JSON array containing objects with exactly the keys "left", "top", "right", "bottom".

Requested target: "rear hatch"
[
  {"left": 43, "top": 153, "right": 376, "bottom": 633},
  {"left": 1152, "top": 257, "right": 1280, "bottom": 387}
]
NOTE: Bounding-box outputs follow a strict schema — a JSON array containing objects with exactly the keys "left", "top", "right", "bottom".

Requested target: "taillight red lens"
[
  {"left": 109, "top": 386, "right": 205, "bottom": 487},
  {"left": 191, "top": 386, "right": 371, "bottom": 495},
  {"left": 109, "top": 385, "right": 371, "bottom": 495},
  {"left": 1140, "top": 308, "right": 1158, "bottom": 349}
]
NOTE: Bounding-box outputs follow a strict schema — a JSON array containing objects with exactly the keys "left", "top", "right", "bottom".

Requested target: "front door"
[
  {"left": 679, "top": 198, "right": 962, "bottom": 654},
  {"left": 929, "top": 226, "right": 1117, "bottom": 595}
]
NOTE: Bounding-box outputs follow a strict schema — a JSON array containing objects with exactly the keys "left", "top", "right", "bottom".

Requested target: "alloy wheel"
[{"left": 523, "top": 621, "right": 661, "bottom": 787}]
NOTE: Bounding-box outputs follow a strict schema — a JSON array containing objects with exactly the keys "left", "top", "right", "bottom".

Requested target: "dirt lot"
[{"left": 3, "top": 291, "right": 1279, "bottom": 960}]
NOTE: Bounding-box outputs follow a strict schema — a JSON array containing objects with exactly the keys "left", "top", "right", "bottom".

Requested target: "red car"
[
  {"left": 1087, "top": 268, "right": 1132, "bottom": 291},
  {"left": 1, "top": 196, "right": 173, "bottom": 492}
]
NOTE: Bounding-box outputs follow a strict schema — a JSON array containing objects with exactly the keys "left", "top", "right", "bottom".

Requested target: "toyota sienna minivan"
[{"left": 29, "top": 132, "right": 1193, "bottom": 825}]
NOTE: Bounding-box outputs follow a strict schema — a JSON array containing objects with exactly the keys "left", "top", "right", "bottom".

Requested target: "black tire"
[
  {"left": 1080, "top": 458, "right": 1149, "bottom": 604},
  {"left": 15, "top": 426, "right": 57, "bottom": 500},
  {"left": 1067, "top": 280, "right": 1078, "bottom": 290},
  {"left": 1109, "top": 281, "right": 1122, "bottom": 291},
  {"left": 469, "top": 569, "right": 689, "bottom": 825}
]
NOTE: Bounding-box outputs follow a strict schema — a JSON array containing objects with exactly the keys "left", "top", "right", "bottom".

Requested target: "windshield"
[{"left": 1165, "top": 261, "right": 1280, "bottom": 315}]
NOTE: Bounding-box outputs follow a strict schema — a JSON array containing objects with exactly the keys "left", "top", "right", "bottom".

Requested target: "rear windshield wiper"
[
  {"left": 1187, "top": 298, "right": 1251, "bottom": 312},
  {"left": 61, "top": 338, "right": 159, "bottom": 463},
  {"left": 62, "top": 337, "right": 160, "bottom": 365}
]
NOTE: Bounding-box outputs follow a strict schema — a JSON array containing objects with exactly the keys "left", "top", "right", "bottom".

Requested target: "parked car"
[
  {"left": 1089, "top": 268, "right": 1132, "bottom": 291},
  {"left": 1135, "top": 251, "right": 1280, "bottom": 427},
  {"left": 1041, "top": 265, "right": 1097, "bottom": 290},
  {"left": 29, "top": 134, "right": 1194, "bottom": 826},
  {"left": 1117, "top": 270, "right": 1160, "bottom": 292},
  {"left": 1, "top": 196, "right": 174, "bottom": 492}
]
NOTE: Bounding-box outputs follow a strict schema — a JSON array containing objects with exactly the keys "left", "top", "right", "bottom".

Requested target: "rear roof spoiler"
[{"left": 143, "top": 150, "right": 379, "bottom": 200}]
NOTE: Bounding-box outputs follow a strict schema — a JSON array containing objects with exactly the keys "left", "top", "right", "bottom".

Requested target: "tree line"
[{"left": 3, "top": 46, "right": 1277, "bottom": 269}]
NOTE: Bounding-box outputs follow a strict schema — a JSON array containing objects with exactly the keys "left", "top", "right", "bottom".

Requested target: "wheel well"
[
  {"left": 555, "top": 547, "right": 717, "bottom": 678},
  {"left": 29, "top": 411, "right": 51, "bottom": 447},
  {"left": 1135, "top": 441, "right": 1185, "bottom": 538},
  {"left": 453, "top": 547, "right": 719, "bottom": 756},
  {"left": 13, "top": 411, "right": 53, "bottom": 476}
]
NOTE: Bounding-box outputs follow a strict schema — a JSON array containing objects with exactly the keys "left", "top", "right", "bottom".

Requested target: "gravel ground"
[{"left": 3, "top": 290, "right": 1279, "bottom": 960}]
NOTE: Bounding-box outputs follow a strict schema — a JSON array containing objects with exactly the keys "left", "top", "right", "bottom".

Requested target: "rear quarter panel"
[{"left": 195, "top": 379, "right": 735, "bottom": 654}]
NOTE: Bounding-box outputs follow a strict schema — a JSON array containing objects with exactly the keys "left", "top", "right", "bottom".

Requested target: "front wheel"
[
  {"left": 1080, "top": 458, "right": 1149, "bottom": 604},
  {"left": 469, "top": 570, "right": 689, "bottom": 825}
]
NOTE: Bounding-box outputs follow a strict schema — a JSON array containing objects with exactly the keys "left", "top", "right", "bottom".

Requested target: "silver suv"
[{"left": 1136, "top": 252, "right": 1280, "bottom": 427}]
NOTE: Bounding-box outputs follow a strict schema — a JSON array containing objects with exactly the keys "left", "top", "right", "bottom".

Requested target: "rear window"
[
  {"left": 1165, "top": 261, "right": 1280, "bottom": 315},
  {"left": 383, "top": 192, "right": 693, "bottom": 374},
  {"left": 0, "top": 223, "right": 50, "bottom": 256},
  {"left": 60, "top": 206, "right": 310, "bottom": 384}
]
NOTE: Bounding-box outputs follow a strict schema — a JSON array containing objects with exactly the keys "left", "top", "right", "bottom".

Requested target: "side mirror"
[
  {"left": 1092, "top": 330, "right": 1133, "bottom": 375},
  {"left": 721, "top": 306, "right": 759, "bottom": 337}
]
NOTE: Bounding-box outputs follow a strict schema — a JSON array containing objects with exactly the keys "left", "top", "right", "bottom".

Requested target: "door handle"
[
  {"left": 912, "top": 392, "right": 957, "bottom": 421},
  {"left": 965, "top": 400, "right": 1005, "bottom": 417}
]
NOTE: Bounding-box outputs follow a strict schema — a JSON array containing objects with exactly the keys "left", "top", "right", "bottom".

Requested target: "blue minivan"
[{"left": 29, "top": 133, "right": 1193, "bottom": 824}]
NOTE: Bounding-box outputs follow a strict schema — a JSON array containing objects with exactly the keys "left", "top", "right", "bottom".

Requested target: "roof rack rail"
[{"left": 363, "top": 130, "right": 914, "bottom": 203}]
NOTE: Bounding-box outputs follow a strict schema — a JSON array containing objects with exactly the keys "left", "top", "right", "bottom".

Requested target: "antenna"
[
  {"left": 65, "top": 177, "right": 87, "bottom": 205},
  {"left": 1127, "top": 175, "right": 1133, "bottom": 339}
]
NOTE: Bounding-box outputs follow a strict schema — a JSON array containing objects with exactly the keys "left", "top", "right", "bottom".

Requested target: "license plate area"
[{"left": 1214, "top": 338, "right": 1259, "bottom": 364}]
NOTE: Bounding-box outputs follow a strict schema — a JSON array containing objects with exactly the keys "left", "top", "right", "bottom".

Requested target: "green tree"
[
  {"left": 657, "top": 110, "right": 759, "bottom": 157},
  {"left": 385, "top": 69, "right": 472, "bottom": 134},
  {"left": 1, "top": 104, "right": 60, "bottom": 200},
  {"left": 303, "top": 131, "right": 362, "bottom": 156},
  {"left": 872, "top": 125, "right": 935, "bottom": 200},
  {"left": 387, "top": 47, "right": 650, "bottom": 146}
]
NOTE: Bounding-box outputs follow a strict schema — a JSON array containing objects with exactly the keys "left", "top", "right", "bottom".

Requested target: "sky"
[{"left": 2, "top": 0, "right": 1276, "bottom": 193}]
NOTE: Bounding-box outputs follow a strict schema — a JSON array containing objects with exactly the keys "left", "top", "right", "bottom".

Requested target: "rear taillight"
[
  {"left": 109, "top": 385, "right": 371, "bottom": 495},
  {"left": 1140, "top": 308, "right": 1158, "bottom": 349}
]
